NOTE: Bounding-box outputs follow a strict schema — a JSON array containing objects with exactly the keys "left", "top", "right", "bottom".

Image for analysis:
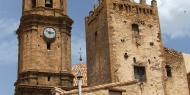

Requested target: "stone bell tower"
[{"left": 15, "top": 0, "right": 74, "bottom": 95}]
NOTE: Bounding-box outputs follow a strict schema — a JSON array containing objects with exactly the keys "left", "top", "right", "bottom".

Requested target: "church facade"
[{"left": 14, "top": 0, "right": 190, "bottom": 95}]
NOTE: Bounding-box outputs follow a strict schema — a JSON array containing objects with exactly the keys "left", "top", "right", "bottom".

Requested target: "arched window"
[
  {"left": 132, "top": 24, "right": 139, "bottom": 34},
  {"left": 31, "top": 0, "right": 36, "bottom": 8},
  {"left": 45, "top": 0, "right": 53, "bottom": 8},
  {"left": 165, "top": 65, "right": 172, "bottom": 77}
]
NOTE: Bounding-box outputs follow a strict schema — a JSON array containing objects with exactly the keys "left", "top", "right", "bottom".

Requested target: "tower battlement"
[{"left": 86, "top": 0, "right": 157, "bottom": 25}]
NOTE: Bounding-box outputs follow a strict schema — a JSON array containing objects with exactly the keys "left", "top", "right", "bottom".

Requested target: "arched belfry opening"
[
  {"left": 31, "top": 0, "right": 36, "bottom": 8},
  {"left": 45, "top": 0, "right": 53, "bottom": 8}
]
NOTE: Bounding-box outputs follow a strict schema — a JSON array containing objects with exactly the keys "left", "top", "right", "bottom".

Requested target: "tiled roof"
[
  {"left": 72, "top": 63, "right": 87, "bottom": 87},
  {"left": 53, "top": 81, "right": 137, "bottom": 95}
]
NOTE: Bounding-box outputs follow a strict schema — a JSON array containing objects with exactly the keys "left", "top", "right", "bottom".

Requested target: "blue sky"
[{"left": 0, "top": 0, "right": 189, "bottom": 95}]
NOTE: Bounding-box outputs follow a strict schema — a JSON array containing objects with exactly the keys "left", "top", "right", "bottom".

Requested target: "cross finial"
[{"left": 79, "top": 48, "right": 83, "bottom": 62}]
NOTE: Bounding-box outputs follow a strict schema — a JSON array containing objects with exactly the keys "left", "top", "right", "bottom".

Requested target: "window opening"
[
  {"left": 166, "top": 65, "right": 172, "bottom": 77},
  {"left": 132, "top": 24, "right": 140, "bottom": 35},
  {"left": 45, "top": 0, "right": 53, "bottom": 8},
  {"left": 109, "top": 90, "right": 122, "bottom": 95},
  {"left": 134, "top": 66, "right": 146, "bottom": 82},
  {"left": 32, "top": 0, "right": 36, "bottom": 8},
  {"left": 125, "top": 5, "right": 128, "bottom": 12},
  {"left": 113, "top": 3, "right": 117, "bottom": 10},
  {"left": 48, "top": 76, "right": 51, "bottom": 81},
  {"left": 47, "top": 42, "right": 51, "bottom": 50},
  {"left": 128, "top": 6, "right": 131, "bottom": 12},
  {"left": 139, "top": 8, "right": 142, "bottom": 13},
  {"left": 136, "top": 8, "right": 139, "bottom": 14},
  {"left": 148, "top": 59, "right": 151, "bottom": 64},
  {"left": 143, "top": 8, "right": 146, "bottom": 14},
  {"left": 94, "top": 31, "right": 98, "bottom": 54},
  {"left": 133, "top": 57, "right": 136, "bottom": 63},
  {"left": 124, "top": 53, "right": 129, "bottom": 59},
  {"left": 119, "top": 4, "right": 123, "bottom": 10},
  {"left": 150, "top": 10, "right": 153, "bottom": 15},
  {"left": 95, "top": 32, "right": 98, "bottom": 43},
  {"left": 150, "top": 42, "right": 154, "bottom": 46},
  {"left": 60, "top": 0, "right": 63, "bottom": 6}
]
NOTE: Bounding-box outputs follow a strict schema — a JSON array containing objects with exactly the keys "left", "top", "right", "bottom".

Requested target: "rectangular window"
[
  {"left": 47, "top": 42, "right": 51, "bottom": 50},
  {"left": 134, "top": 66, "right": 146, "bottom": 82},
  {"left": 94, "top": 31, "right": 98, "bottom": 48},
  {"left": 132, "top": 24, "right": 139, "bottom": 34},
  {"left": 166, "top": 65, "right": 172, "bottom": 77},
  {"left": 109, "top": 91, "right": 122, "bottom": 95}
]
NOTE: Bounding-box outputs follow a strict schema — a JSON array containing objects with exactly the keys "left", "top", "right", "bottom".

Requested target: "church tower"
[
  {"left": 86, "top": 0, "right": 166, "bottom": 94},
  {"left": 15, "top": 0, "right": 74, "bottom": 95}
]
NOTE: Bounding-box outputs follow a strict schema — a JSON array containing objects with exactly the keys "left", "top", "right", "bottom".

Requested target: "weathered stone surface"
[
  {"left": 72, "top": 63, "right": 87, "bottom": 87},
  {"left": 183, "top": 53, "right": 190, "bottom": 73},
  {"left": 86, "top": 0, "right": 165, "bottom": 94},
  {"left": 85, "top": 0, "right": 112, "bottom": 86},
  {"left": 164, "top": 48, "right": 189, "bottom": 95},
  {"left": 15, "top": 0, "right": 74, "bottom": 95},
  {"left": 15, "top": 0, "right": 190, "bottom": 95},
  {"left": 85, "top": 0, "right": 190, "bottom": 95},
  {"left": 183, "top": 53, "right": 190, "bottom": 95}
]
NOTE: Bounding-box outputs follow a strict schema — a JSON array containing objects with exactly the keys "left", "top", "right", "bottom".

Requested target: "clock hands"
[
  {"left": 47, "top": 30, "right": 54, "bottom": 34},
  {"left": 44, "top": 27, "right": 56, "bottom": 40}
]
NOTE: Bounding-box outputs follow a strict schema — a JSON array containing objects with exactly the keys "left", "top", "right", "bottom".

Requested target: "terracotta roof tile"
[{"left": 72, "top": 63, "right": 87, "bottom": 87}]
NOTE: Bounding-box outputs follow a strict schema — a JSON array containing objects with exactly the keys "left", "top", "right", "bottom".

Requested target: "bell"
[{"left": 45, "top": 0, "right": 51, "bottom": 5}]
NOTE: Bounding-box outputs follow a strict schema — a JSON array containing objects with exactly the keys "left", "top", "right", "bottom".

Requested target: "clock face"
[{"left": 44, "top": 27, "right": 56, "bottom": 39}]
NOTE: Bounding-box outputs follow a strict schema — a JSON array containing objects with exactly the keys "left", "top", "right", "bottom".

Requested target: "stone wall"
[
  {"left": 85, "top": 0, "right": 190, "bottom": 95},
  {"left": 183, "top": 53, "right": 190, "bottom": 73},
  {"left": 164, "top": 48, "right": 189, "bottom": 95},
  {"left": 17, "top": 15, "right": 73, "bottom": 85},
  {"left": 106, "top": 0, "right": 164, "bottom": 83},
  {"left": 188, "top": 73, "right": 190, "bottom": 95},
  {"left": 15, "top": 0, "right": 74, "bottom": 95},
  {"left": 85, "top": 0, "right": 112, "bottom": 86},
  {"left": 90, "top": 0, "right": 166, "bottom": 95},
  {"left": 183, "top": 53, "right": 190, "bottom": 95}
]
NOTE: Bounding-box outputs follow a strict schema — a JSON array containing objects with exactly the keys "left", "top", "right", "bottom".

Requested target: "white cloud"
[
  {"left": 0, "top": 17, "right": 19, "bottom": 64},
  {"left": 133, "top": 0, "right": 190, "bottom": 39},
  {"left": 157, "top": 0, "right": 190, "bottom": 39}
]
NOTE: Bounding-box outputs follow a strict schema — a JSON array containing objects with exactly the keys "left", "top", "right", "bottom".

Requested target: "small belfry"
[
  {"left": 15, "top": 0, "right": 74, "bottom": 95},
  {"left": 22, "top": 0, "right": 67, "bottom": 15}
]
